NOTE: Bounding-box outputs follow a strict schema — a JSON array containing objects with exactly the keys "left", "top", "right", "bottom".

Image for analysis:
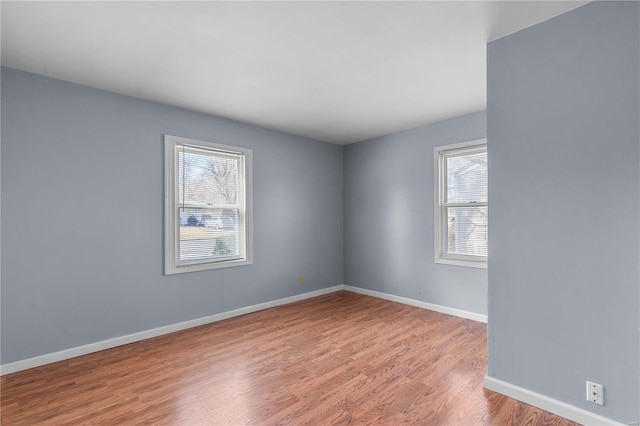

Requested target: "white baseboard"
[
  {"left": 483, "top": 376, "right": 625, "bottom": 426},
  {"left": 344, "top": 285, "right": 487, "bottom": 323},
  {"left": 3, "top": 285, "right": 626, "bottom": 425},
  {"left": 1, "top": 284, "right": 486, "bottom": 375},
  {"left": 0, "top": 285, "right": 345, "bottom": 376}
]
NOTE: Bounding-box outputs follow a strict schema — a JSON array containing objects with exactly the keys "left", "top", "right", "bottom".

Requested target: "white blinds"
[
  {"left": 175, "top": 144, "right": 245, "bottom": 264},
  {"left": 445, "top": 150, "right": 488, "bottom": 204},
  {"left": 443, "top": 147, "right": 487, "bottom": 257}
]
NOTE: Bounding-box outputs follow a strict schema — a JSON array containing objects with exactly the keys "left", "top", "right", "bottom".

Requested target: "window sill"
[
  {"left": 435, "top": 257, "right": 487, "bottom": 269},
  {"left": 165, "top": 258, "right": 253, "bottom": 275}
]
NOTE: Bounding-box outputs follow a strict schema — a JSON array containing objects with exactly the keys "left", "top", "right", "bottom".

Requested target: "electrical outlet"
[
  {"left": 298, "top": 275, "right": 304, "bottom": 285},
  {"left": 586, "top": 381, "right": 603, "bottom": 405}
]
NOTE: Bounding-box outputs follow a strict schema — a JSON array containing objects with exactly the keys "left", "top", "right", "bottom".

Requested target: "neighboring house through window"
[
  {"left": 164, "top": 135, "right": 253, "bottom": 274},
  {"left": 434, "top": 139, "right": 487, "bottom": 268}
]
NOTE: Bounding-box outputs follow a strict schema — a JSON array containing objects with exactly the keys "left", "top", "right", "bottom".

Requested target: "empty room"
[{"left": 1, "top": 1, "right": 638, "bottom": 425}]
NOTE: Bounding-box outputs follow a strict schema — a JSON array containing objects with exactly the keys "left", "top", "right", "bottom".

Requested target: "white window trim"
[
  {"left": 434, "top": 138, "right": 487, "bottom": 269},
  {"left": 164, "top": 134, "right": 253, "bottom": 275}
]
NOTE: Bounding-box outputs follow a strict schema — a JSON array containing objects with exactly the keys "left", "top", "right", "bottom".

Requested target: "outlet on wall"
[
  {"left": 586, "top": 381, "right": 604, "bottom": 405},
  {"left": 298, "top": 275, "right": 304, "bottom": 285}
]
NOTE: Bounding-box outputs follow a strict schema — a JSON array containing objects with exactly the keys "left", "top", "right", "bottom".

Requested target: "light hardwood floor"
[{"left": 1, "top": 291, "right": 579, "bottom": 425}]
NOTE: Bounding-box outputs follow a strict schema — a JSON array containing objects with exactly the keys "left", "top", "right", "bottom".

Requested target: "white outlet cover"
[{"left": 586, "top": 381, "right": 604, "bottom": 405}]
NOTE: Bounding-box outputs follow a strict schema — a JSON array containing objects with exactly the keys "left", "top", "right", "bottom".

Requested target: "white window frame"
[
  {"left": 164, "top": 135, "right": 253, "bottom": 275},
  {"left": 434, "top": 138, "right": 487, "bottom": 269}
]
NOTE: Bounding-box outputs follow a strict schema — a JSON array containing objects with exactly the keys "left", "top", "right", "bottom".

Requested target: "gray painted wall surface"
[
  {"left": 344, "top": 111, "right": 488, "bottom": 315},
  {"left": 1, "top": 68, "right": 344, "bottom": 364},
  {"left": 487, "top": 2, "right": 639, "bottom": 423}
]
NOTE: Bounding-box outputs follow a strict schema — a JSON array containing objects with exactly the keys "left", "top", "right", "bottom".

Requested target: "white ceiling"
[{"left": 1, "top": 1, "right": 586, "bottom": 145}]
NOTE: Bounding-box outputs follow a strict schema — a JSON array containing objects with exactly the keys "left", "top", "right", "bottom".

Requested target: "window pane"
[
  {"left": 178, "top": 148, "right": 241, "bottom": 206},
  {"left": 446, "top": 206, "right": 488, "bottom": 257},
  {"left": 179, "top": 208, "right": 240, "bottom": 262},
  {"left": 446, "top": 150, "right": 487, "bottom": 203}
]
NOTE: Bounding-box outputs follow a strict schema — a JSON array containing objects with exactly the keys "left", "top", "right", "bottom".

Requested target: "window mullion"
[
  {"left": 444, "top": 202, "right": 488, "bottom": 208},
  {"left": 179, "top": 203, "right": 243, "bottom": 210}
]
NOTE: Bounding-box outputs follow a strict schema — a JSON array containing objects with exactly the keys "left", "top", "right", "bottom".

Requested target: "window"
[
  {"left": 164, "top": 135, "right": 253, "bottom": 274},
  {"left": 434, "top": 139, "right": 487, "bottom": 268}
]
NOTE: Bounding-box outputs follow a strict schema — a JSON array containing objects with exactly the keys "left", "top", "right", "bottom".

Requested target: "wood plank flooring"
[{"left": 1, "top": 291, "right": 579, "bottom": 425}]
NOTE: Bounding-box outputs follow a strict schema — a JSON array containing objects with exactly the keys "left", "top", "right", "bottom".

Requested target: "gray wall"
[
  {"left": 0, "top": 68, "right": 344, "bottom": 364},
  {"left": 344, "top": 111, "right": 488, "bottom": 316},
  {"left": 487, "top": 1, "right": 639, "bottom": 423}
]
